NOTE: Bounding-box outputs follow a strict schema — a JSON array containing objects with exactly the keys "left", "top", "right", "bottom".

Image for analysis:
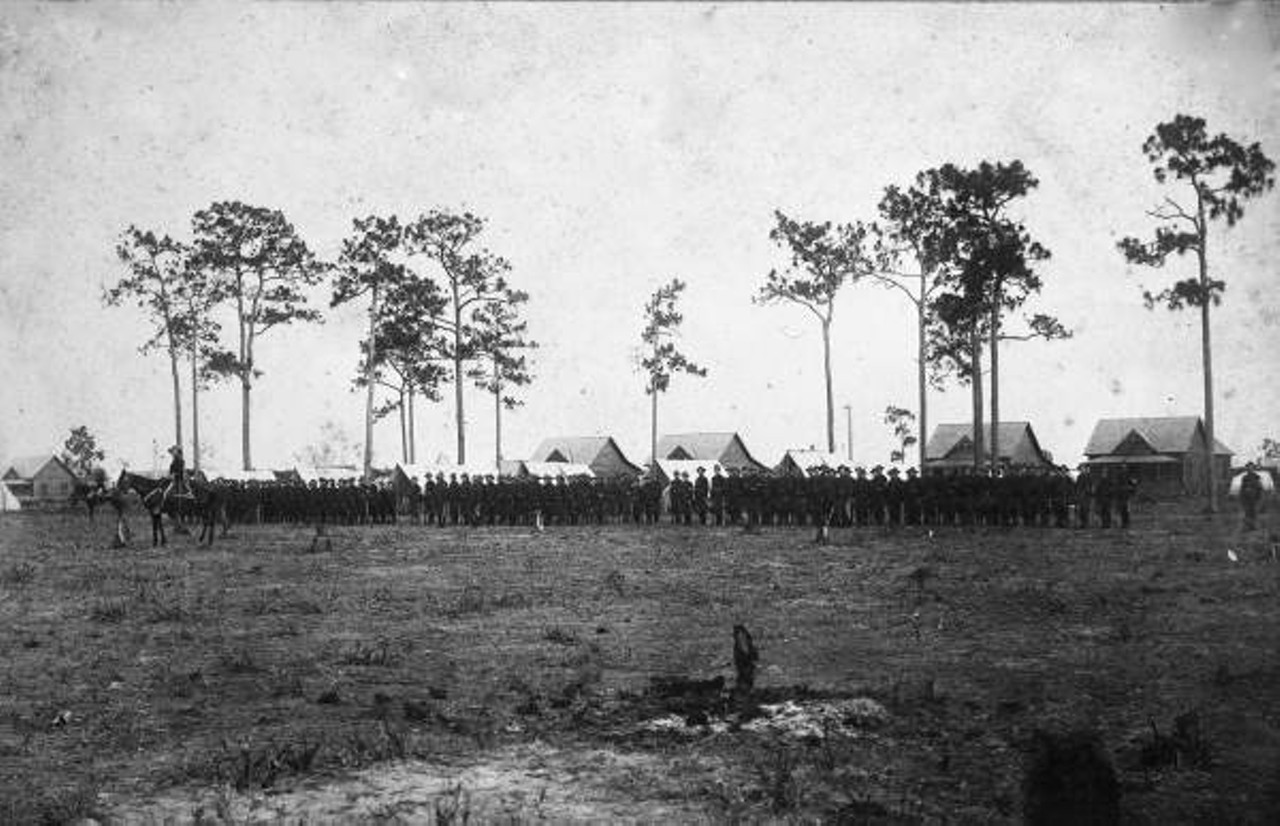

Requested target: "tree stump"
[
  {"left": 309, "top": 524, "right": 332, "bottom": 553},
  {"left": 732, "top": 624, "right": 758, "bottom": 708}
]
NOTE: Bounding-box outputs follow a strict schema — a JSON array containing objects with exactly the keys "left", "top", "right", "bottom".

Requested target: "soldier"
[
  {"left": 885, "top": 468, "right": 904, "bottom": 527},
  {"left": 903, "top": 467, "right": 922, "bottom": 526},
  {"left": 853, "top": 467, "right": 870, "bottom": 527},
  {"left": 1238, "top": 462, "right": 1264, "bottom": 532},
  {"left": 1074, "top": 465, "right": 1094, "bottom": 528},
  {"left": 693, "top": 467, "right": 710, "bottom": 525},
  {"left": 1113, "top": 466, "right": 1138, "bottom": 529},
  {"left": 1095, "top": 468, "right": 1114, "bottom": 529},
  {"left": 869, "top": 466, "right": 888, "bottom": 527},
  {"left": 709, "top": 466, "right": 726, "bottom": 526},
  {"left": 167, "top": 445, "right": 186, "bottom": 498}
]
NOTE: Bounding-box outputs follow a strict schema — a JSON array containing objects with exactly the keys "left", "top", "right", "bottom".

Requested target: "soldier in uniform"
[
  {"left": 709, "top": 466, "right": 726, "bottom": 526},
  {"left": 693, "top": 467, "right": 710, "bottom": 525},
  {"left": 1238, "top": 462, "right": 1265, "bottom": 532},
  {"left": 1113, "top": 466, "right": 1138, "bottom": 529},
  {"left": 903, "top": 467, "right": 923, "bottom": 526},
  {"left": 1074, "top": 465, "right": 1094, "bottom": 528},
  {"left": 1095, "top": 468, "right": 1114, "bottom": 528}
]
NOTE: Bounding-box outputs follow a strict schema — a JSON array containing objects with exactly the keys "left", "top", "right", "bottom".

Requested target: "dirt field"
[{"left": 1, "top": 503, "right": 1278, "bottom": 824}]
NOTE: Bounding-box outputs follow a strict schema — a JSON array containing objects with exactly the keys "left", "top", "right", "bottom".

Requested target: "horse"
[
  {"left": 116, "top": 470, "right": 183, "bottom": 547},
  {"left": 186, "top": 472, "right": 229, "bottom": 546},
  {"left": 70, "top": 478, "right": 125, "bottom": 523}
]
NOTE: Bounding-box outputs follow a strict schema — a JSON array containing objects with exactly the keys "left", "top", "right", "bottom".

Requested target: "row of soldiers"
[
  {"left": 206, "top": 463, "right": 1138, "bottom": 530},
  {"left": 210, "top": 478, "right": 397, "bottom": 525},
  {"left": 663, "top": 464, "right": 1138, "bottom": 529}
]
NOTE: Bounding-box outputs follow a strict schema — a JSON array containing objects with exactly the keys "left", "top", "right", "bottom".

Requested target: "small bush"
[
  {"left": 434, "top": 782, "right": 472, "bottom": 826},
  {"left": 90, "top": 598, "right": 129, "bottom": 623},
  {"left": 1, "top": 562, "right": 37, "bottom": 586},
  {"left": 218, "top": 648, "right": 262, "bottom": 674},
  {"left": 752, "top": 746, "right": 804, "bottom": 813},
  {"left": 340, "top": 639, "right": 405, "bottom": 667},
  {"left": 542, "top": 626, "right": 579, "bottom": 646}
]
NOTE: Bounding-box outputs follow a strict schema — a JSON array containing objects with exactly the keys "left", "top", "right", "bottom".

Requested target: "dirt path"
[{"left": 103, "top": 742, "right": 718, "bottom": 823}]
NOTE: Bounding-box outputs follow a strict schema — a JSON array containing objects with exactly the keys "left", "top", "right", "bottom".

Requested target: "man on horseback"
[{"left": 167, "top": 445, "right": 186, "bottom": 499}]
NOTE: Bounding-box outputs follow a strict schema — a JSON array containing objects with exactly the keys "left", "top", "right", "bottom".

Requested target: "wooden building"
[
  {"left": 923, "top": 422, "right": 1054, "bottom": 475},
  {"left": 1, "top": 455, "right": 78, "bottom": 506},
  {"left": 1082, "top": 416, "right": 1232, "bottom": 496}
]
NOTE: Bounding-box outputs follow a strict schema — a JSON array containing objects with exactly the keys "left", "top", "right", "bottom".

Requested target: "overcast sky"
[{"left": 1, "top": 2, "right": 1276, "bottom": 473}]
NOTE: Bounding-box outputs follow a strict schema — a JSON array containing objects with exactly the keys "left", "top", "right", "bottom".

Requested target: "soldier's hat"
[
  {"left": 872, "top": 464, "right": 884, "bottom": 473},
  {"left": 888, "top": 467, "right": 900, "bottom": 477},
  {"left": 696, "top": 466, "right": 706, "bottom": 474},
  {"left": 906, "top": 467, "right": 918, "bottom": 477}
]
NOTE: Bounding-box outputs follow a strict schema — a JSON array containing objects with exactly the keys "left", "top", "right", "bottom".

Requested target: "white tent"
[
  {"left": 295, "top": 465, "right": 361, "bottom": 483},
  {"left": 0, "top": 481, "right": 21, "bottom": 512},
  {"left": 775, "top": 449, "right": 851, "bottom": 477},
  {"left": 394, "top": 461, "right": 499, "bottom": 484},
  {"left": 210, "top": 468, "right": 278, "bottom": 482},
  {"left": 521, "top": 461, "right": 594, "bottom": 479}
]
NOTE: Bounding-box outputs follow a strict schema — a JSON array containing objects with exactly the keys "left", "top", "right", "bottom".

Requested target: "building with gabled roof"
[
  {"left": 528, "top": 436, "right": 642, "bottom": 479},
  {"left": 1082, "top": 415, "right": 1231, "bottom": 496},
  {"left": 2, "top": 454, "right": 78, "bottom": 506},
  {"left": 923, "top": 422, "right": 1054, "bottom": 474},
  {"left": 654, "top": 432, "right": 767, "bottom": 473}
]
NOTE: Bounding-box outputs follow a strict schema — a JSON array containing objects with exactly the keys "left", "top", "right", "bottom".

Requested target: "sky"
[{"left": 0, "top": 2, "right": 1277, "bottom": 474}]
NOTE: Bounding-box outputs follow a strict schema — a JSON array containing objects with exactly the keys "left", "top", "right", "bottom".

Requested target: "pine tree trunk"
[
  {"left": 494, "top": 365, "right": 503, "bottom": 470},
  {"left": 650, "top": 387, "right": 658, "bottom": 471},
  {"left": 822, "top": 318, "right": 835, "bottom": 454},
  {"left": 407, "top": 385, "right": 416, "bottom": 464},
  {"left": 168, "top": 346, "right": 183, "bottom": 457},
  {"left": 238, "top": 297, "right": 251, "bottom": 471},
  {"left": 989, "top": 299, "right": 1000, "bottom": 473},
  {"left": 454, "top": 295, "right": 466, "bottom": 465},
  {"left": 240, "top": 376, "right": 251, "bottom": 471},
  {"left": 1198, "top": 236, "right": 1217, "bottom": 513},
  {"left": 362, "top": 286, "right": 378, "bottom": 481},
  {"left": 399, "top": 385, "right": 407, "bottom": 464},
  {"left": 190, "top": 343, "right": 200, "bottom": 473},
  {"left": 971, "top": 326, "right": 984, "bottom": 470},
  {"left": 917, "top": 289, "right": 927, "bottom": 471}
]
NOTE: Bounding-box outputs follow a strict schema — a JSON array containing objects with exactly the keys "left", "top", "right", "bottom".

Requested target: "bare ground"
[{"left": 1, "top": 503, "right": 1278, "bottom": 823}]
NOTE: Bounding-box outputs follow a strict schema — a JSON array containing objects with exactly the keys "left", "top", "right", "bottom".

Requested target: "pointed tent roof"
[
  {"left": 529, "top": 435, "right": 642, "bottom": 476},
  {"left": 655, "top": 432, "right": 766, "bottom": 471},
  {"left": 1084, "top": 417, "right": 1233, "bottom": 457},
  {"left": 775, "top": 449, "right": 849, "bottom": 477},
  {"left": 925, "top": 422, "right": 1048, "bottom": 463},
  {"left": 521, "top": 461, "right": 595, "bottom": 479}
]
